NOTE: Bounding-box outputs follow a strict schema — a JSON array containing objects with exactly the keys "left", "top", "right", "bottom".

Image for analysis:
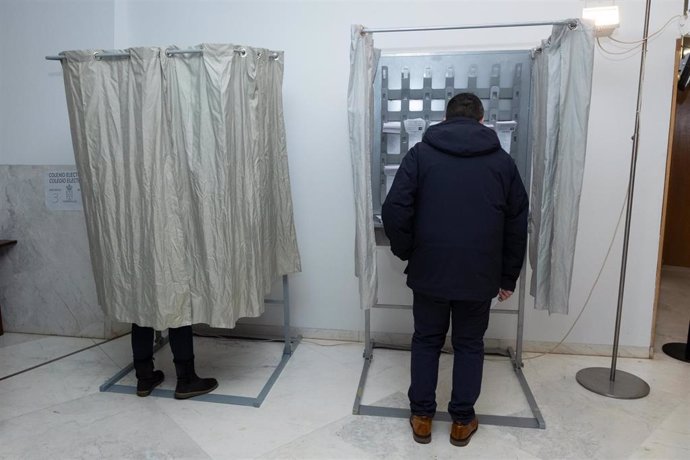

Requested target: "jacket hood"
[{"left": 422, "top": 117, "right": 502, "bottom": 157}]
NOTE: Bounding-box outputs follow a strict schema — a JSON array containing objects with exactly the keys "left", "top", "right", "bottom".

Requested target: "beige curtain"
[
  {"left": 348, "top": 25, "right": 379, "bottom": 310},
  {"left": 61, "top": 44, "right": 301, "bottom": 330},
  {"left": 529, "top": 20, "right": 595, "bottom": 314}
]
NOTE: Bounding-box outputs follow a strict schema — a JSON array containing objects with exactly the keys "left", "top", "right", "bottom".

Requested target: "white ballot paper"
[
  {"left": 495, "top": 120, "right": 517, "bottom": 153},
  {"left": 382, "top": 121, "right": 401, "bottom": 133},
  {"left": 404, "top": 118, "right": 426, "bottom": 146},
  {"left": 383, "top": 121, "right": 401, "bottom": 155},
  {"left": 384, "top": 164, "right": 399, "bottom": 196}
]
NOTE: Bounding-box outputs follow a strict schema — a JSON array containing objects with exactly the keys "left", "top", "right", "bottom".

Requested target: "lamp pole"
[{"left": 575, "top": 0, "right": 652, "bottom": 399}]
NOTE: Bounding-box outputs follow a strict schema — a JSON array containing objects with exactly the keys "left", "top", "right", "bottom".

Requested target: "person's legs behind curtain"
[
  {"left": 169, "top": 325, "right": 218, "bottom": 400},
  {"left": 131, "top": 323, "right": 164, "bottom": 397},
  {"left": 131, "top": 324, "right": 217, "bottom": 399}
]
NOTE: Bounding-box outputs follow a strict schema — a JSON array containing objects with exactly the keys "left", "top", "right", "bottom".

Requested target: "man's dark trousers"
[{"left": 409, "top": 291, "right": 491, "bottom": 424}]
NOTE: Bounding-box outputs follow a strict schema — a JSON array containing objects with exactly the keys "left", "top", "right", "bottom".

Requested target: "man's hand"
[{"left": 497, "top": 289, "right": 513, "bottom": 302}]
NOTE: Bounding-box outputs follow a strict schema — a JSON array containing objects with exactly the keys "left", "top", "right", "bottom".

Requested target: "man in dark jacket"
[{"left": 382, "top": 93, "right": 528, "bottom": 447}]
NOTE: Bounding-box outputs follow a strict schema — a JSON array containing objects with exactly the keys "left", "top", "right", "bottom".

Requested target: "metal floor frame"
[
  {"left": 350, "top": 21, "right": 571, "bottom": 431},
  {"left": 100, "top": 275, "right": 301, "bottom": 407},
  {"left": 352, "top": 266, "right": 546, "bottom": 429}
]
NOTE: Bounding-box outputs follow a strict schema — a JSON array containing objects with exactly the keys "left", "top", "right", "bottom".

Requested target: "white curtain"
[
  {"left": 348, "top": 25, "right": 379, "bottom": 310},
  {"left": 61, "top": 44, "right": 301, "bottom": 330},
  {"left": 529, "top": 20, "right": 595, "bottom": 314}
]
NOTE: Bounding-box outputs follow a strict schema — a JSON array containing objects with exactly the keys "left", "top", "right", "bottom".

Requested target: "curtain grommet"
[{"left": 240, "top": 48, "right": 247, "bottom": 57}]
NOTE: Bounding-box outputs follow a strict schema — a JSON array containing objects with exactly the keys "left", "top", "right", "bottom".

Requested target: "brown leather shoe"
[
  {"left": 450, "top": 417, "right": 478, "bottom": 447},
  {"left": 410, "top": 415, "right": 432, "bottom": 444}
]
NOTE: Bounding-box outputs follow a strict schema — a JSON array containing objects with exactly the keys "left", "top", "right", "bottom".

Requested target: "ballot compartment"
[{"left": 372, "top": 50, "right": 533, "bottom": 226}]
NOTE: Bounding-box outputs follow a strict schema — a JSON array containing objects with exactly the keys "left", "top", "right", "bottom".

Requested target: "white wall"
[
  {"left": 0, "top": 0, "right": 115, "bottom": 166},
  {"left": 0, "top": 0, "right": 683, "bottom": 349}
]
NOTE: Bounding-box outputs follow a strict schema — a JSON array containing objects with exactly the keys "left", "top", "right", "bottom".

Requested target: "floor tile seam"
[
  {"left": 654, "top": 403, "right": 690, "bottom": 433},
  {"left": 153, "top": 400, "right": 359, "bottom": 459},
  {"left": 0, "top": 334, "right": 45, "bottom": 350},
  {"left": 0, "top": 355, "right": 74, "bottom": 381},
  {"left": 139, "top": 405, "right": 217, "bottom": 460},
  {"left": 273, "top": 346, "right": 363, "bottom": 376},
  {"left": 0, "top": 349, "right": 121, "bottom": 396},
  {"left": 0, "top": 340, "right": 122, "bottom": 383},
  {"left": 638, "top": 439, "right": 690, "bottom": 451},
  {"left": 0, "top": 397, "right": 216, "bottom": 460},
  {"left": 648, "top": 428, "right": 690, "bottom": 441},
  {"left": 0, "top": 335, "right": 97, "bottom": 357},
  {"left": 0, "top": 387, "right": 116, "bottom": 427},
  {"left": 528, "top": 399, "right": 684, "bottom": 452},
  {"left": 300, "top": 351, "right": 368, "bottom": 373},
  {"left": 254, "top": 412, "right": 366, "bottom": 459}
]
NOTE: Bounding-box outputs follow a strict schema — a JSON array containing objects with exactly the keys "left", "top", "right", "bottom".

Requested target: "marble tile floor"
[
  {"left": 653, "top": 267, "right": 690, "bottom": 354},
  {"left": 0, "top": 332, "right": 103, "bottom": 380},
  {"left": 0, "top": 332, "right": 688, "bottom": 459}
]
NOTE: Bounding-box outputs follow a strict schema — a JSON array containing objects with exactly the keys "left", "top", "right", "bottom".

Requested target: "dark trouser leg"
[
  {"left": 131, "top": 324, "right": 164, "bottom": 396},
  {"left": 131, "top": 323, "right": 154, "bottom": 361},
  {"left": 409, "top": 291, "right": 451, "bottom": 417},
  {"left": 168, "top": 325, "right": 194, "bottom": 362},
  {"left": 132, "top": 324, "right": 194, "bottom": 362},
  {"left": 448, "top": 300, "right": 491, "bottom": 423}
]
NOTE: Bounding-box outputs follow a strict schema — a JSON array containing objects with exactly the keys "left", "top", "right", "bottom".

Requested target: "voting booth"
[{"left": 371, "top": 51, "right": 532, "bottom": 223}]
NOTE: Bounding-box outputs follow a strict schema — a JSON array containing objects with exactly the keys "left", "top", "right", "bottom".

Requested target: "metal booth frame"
[
  {"left": 351, "top": 20, "right": 580, "bottom": 430},
  {"left": 45, "top": 50, "right": 301, "bottom": 408},
  {"left": 100, "top": 275, "right": 301, "bottom": 407}
]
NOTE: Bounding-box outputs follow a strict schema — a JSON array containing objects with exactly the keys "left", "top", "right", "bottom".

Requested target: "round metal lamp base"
[
  {"left": 576, "top": 367, "right": 650, "bottom": 399},
  {"left": 661, "top": 342, "right": 690, "bottom": 363}
]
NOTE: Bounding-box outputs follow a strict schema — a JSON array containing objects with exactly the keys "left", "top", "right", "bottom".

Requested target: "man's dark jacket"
[{"left": 382, "top": 117, "right": 529, "bottom": 301}]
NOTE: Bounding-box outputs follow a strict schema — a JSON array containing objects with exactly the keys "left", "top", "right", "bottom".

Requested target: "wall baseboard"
[{"left": 194, "top": 323, "right": 652, "bottom": 359}]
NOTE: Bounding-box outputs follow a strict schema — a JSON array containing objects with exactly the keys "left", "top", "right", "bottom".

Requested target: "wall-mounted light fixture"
[{"left": 582, "top": 5, "right": 620, "bottom": 36}]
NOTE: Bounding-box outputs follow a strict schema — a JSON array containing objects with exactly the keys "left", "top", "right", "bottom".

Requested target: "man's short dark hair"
[{"left": 445, "top": 93, "right": 484, "bottom": 121}]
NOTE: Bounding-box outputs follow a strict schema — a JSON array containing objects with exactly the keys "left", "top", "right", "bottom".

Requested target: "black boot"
[
  {"left": 133, "top": 359, "right": 164, "bottom": 397},
  {"left": 174, "top": 359, "right": 218, "bottom": 400}
]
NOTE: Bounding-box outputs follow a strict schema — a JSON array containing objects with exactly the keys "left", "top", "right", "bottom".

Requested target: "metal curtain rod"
[
  {"left": 361, "top": 19, "right": 577, "bottom": 34},
  {"left": 45, "top": 48, "right": 280, "bottom": 61}
]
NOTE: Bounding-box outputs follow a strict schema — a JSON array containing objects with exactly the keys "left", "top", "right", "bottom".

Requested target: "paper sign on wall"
[{"left": 44, "top": 170, "right": 83, "bottom": 211}]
